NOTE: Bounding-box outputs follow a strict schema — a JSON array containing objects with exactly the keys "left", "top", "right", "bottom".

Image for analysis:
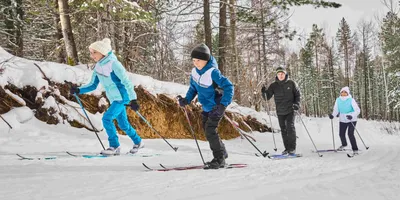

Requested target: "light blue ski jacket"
[{"left": 79, "top": 52, "right": 136, "bottom": 103}]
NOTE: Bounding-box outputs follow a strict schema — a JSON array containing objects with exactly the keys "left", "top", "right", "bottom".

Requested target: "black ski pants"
[
  {"left": 277, "top": 112, "right": 296, "bottom": 151},
  {"left": 202, "top": 111, "right": 227, "bottom": 159},
  {"left": 339, "top": 122, "right": 358, "bottom": 151}
]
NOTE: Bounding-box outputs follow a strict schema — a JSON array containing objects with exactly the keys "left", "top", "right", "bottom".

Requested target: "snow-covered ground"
[
  {"left": 0, "top": 106, "right": 399, "bottom": 200},
  {"left": 1, "top": 48, "right": 400, "bottom": 200}
]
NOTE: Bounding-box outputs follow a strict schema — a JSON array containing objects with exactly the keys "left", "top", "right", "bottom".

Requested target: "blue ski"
[
  {"left": 66, "top": 151, "right": 160, "bottom": 158},
  {"left": 312, "top": 149, "right": 357, "bottom": 153},
  {"left": 268, "top": 153, "right": 303, "bottom": 160},
  {"left": 16, "top": 154, "right": 57, "bottom": 160},
  {"left": 312, "top": 149, "right": 337, "bottom": 153}
]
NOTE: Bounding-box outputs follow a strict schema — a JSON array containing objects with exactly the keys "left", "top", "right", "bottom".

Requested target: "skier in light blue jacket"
[
  {"left": 69, "top": 38, "right": 143, "bottom": 155},
  {"left": 328, "top": 86, "right": 360, "bottom": 154}
]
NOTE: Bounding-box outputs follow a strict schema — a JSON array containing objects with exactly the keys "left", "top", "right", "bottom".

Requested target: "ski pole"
[
  {"left": 224, "top": 115, "right": 256, "bottom": 142},
  {"left": 0, "top": 114, "right": 12, "bottom": 129},
  {"left": 135, "top": 111, "right": 178, "bottom": 152},
  {"left": 74, "top": 93, "right": 105, "bottom": 150},
  {"left": 224, "top": 114, "right": 269, "bottom": 157},
  {"left": 64, "top": 81, "right": 105, "bottom": 150},
  {"left": 295, "top": 110, "right": 323, "bottom": 157},
  {"left": 182, "top": 107, "right": 206, "bottom": 165},
  {"left": 331, "top": 119, "right": 335, "bottom": 150},
  {"left": 265, "top": 102, "right": 277, "bottom": 151},
  {"left": 350, "top": 122, "right": 369, "bottom": 150}
]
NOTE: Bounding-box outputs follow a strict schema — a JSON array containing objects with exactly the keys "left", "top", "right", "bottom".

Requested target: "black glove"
[
  {"left": 176, "top": 95, "right": 188, "bottom": 107},
  {"left": 293, "top": 104, "right": 300, "bottom": 111},
  {"left": 328, "top": 114, "right": 334, "bottom": 119},
  {"left": 70, "top": 86, "right": 80, "bottom": 95},
  {"left": 261, "top": 86, "right": 267, "bottom": 100},
  {"left": 346, "top": 115, "right": 353, "bottom": 120},
  {"left": 209, "top": 104, "right": 226, "bottom": 118},
  {"left": 128, "top": 100, "right": 140, "bottom": 111}
]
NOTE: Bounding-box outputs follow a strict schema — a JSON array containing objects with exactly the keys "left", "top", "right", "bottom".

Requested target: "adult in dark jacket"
[
  {"left": 261, "top": 67, "right": 301, "bottom": 155},
  {"left": 177, "top": 43, "right": 234, "bottom": 169}
]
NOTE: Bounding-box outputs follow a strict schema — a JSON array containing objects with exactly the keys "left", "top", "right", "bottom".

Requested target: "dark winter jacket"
[{"left": 264, "top": 75, "right": 301, "bottom": 115}]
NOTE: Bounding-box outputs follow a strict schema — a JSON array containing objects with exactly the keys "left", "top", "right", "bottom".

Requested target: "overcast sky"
[{"left": 287, "top": 0, "right": 395, "bottom": 50}]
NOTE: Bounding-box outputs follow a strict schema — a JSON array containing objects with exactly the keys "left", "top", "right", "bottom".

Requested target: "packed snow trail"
[{"left": 0, "top": 107, "right": 399, "bottom": 200}]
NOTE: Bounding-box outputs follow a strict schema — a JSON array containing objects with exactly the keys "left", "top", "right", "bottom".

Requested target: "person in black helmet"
[{"left": 261, "top": 67, "right": 301, "bottom": 155}]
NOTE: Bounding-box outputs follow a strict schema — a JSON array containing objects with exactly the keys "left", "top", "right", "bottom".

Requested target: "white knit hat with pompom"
[
  {"left": 89, "top": 38, "right": 112, "bottom": 56},
  {"left": 340, "top": 86, "right": 350, "bottom": 95}
]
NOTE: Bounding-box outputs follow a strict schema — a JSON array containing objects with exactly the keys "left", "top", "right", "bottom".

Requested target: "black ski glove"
[
  {"left": 70, "top": 86, "right": 80, "bottom": 95},
  {"left": 177, "top": 95, "right": 188, "bottom": 107},
  {"left": 293, "top": 104, "right": 300, "bottom": 111},
  {"left": 128, "top": 100, "right": 140, "bottom": 111},
  {"left": 346, "top": 115, "right": 353, "bottom": 120},
  {"left": 328, "top": 114, "right": 334, "bottom": 119},
  {"left": 261, "top": 86, "right": 267, "bottom": 100}
]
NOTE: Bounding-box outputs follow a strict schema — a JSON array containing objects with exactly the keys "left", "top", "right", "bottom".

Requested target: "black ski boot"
[{"left": 205, "top": 157, "right": 226, "bottom": 169}]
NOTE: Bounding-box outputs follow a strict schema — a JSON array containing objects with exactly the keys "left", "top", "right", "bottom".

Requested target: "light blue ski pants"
[{"left": 102, "top": 101, "right": 141, "bottom": 148}]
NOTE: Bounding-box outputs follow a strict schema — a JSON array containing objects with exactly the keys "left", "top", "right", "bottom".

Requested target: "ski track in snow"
[{"left": 0, "top": 108, "right": 400, "bottom": 200}]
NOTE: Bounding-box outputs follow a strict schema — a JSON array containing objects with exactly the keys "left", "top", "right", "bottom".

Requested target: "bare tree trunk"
[
  {"left": 344, "top": 49, "right": 349, "bottom": 86},
  {"left": 105, "top": 3, "right": 111, "bottom": 38},
  {"left": 122, "top": 24, "right": 129, "bottom": 68},
  {"left": 229, "top": 0, "right": 240, "bottom": 104},
  {"left": 58, "top": 0, "right": 79, "bottom": 65},
  {"left": 253, "top": 23, "right": 262, "bottom": 109},
  {"left": 97, "top": 10, "right": 103, "bottom": 40},
  {"left": 256, "top": 25, "right": 262, "bottom": 83},
  {"left": 356, "top": 53, "right": 363, "bottom": 117},
  {"left": 360, "top": 22, "right": 371, "bottom": 119},
  {"left": 382, "top": 59, "right": 389, "bottom": 120},
  {"left": 368, "top": 64, "right": 373, "bottom": 118},
  {"left": 259, "top": 0, "right": 267, "bottom": 76},
  {"left": 203, "top": 0, "right": 212, "bottom": 52},
  {"left": 111, "top": 4, "right": 118, "bottom": 55},
  {"left": 3, "top": 0, "right": 23, "bottom": 56},
  {"left": 315, "top": 40, "right": 321, "bottom": 117},
  {"left": 4, "top": 0, "right": 14, "bottom": 53},
  {"left": 154, "top": 7, "right": 160, "bottom": 80},
  {"left": 53, "top": 0, "right": 64, "bottom": 63},
  {"left": 302, "top": 61, "right": 309, "bottom": 115},
  {"left": 15, "top": 0, "right": 23, "bottom": 56},
  {"left": 327, "top": 40, "right": 335, "bottom": 108},
  {"left": 218, "top": 0, "right": 227, "bottom": 75},
  {"left": 363, "top": 54, "right": 368, "bottom": 119},
  {"left": 160, "top": 42, "right": 165, "bottom": 80}
]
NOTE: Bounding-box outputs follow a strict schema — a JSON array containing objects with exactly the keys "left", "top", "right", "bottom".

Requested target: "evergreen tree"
[
  {"left": 380, "top": 11, "right": 400, "bottom": 120},
  {"left": 336, "top": 17, "right": 353, "bottom": 86}
]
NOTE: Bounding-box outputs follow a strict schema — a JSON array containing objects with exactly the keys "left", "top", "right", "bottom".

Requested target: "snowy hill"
[{"left": 1, "top": 48, "right": 400, "bottom": 200}]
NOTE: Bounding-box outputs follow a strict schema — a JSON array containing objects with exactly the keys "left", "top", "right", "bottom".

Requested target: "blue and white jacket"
[
  {"left": 185, "top": 56, "right": 234, "bottom": 112},
  {"left": 78, "top": 52, "right": 136, "bottom": 103}
]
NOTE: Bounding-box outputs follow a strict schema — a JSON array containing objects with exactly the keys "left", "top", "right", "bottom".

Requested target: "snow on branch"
[
  {"left": 122, "top": 0, "right": 140, "bottom": 8},
  {"left": 5, "top": 89, "right": 26, "bottom": 106}
]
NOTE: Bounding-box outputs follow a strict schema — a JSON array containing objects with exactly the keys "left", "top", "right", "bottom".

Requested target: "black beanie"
[
  {"left": 276, "top": 67, "right": 287, "bottom": 74},
  {"left": 191, "top": 43, "right": 211, "bottom": 61}
]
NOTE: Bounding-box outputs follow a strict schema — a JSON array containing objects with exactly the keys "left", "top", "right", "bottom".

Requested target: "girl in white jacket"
[{"left": 328, "top": 87, "right": 360, "bottom": 154}]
